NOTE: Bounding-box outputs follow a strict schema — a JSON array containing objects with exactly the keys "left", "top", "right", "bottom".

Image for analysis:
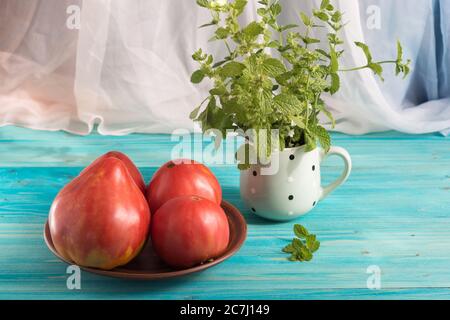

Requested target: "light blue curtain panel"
[
  {"left": 358, "top": 0, "right": 449, "bottom": 108},
  {"left": 358, "top": 0, "right": 450, "bottom": 135},
  {"left": 279, "top": 0, "right": 450, "bottom": 134}
]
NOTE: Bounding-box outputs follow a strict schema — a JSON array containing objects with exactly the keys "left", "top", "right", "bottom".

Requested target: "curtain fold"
[{"left": 0, "top": 0, "right": 449, "bottom": 135}]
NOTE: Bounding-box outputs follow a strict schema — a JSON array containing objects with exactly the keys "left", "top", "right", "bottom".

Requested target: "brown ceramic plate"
[{"left": 44, "top": 200, "right": 247, "bottom": 280}]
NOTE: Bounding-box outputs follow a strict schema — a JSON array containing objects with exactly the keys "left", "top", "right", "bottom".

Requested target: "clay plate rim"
[{"left": 44, "top": 200, "right": 247, "bottom": 280}]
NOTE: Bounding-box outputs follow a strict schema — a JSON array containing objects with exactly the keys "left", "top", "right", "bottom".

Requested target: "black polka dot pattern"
[
  {"left": 312, "top": 165, "right": 315, "bottom": 171},
  {"left": 289, "top": 154, "right": 295, "bottom": 160},
  {"left": 313, "top": 201, "right": 316, "bottom": 206},
  {"left": 288, "top": 195, "right": 294, "bottom": 200}
]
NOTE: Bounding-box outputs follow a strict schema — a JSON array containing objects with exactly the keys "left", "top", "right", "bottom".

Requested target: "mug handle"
[{"left": 319, "top": 146, "right": 352, "bottom": 200}]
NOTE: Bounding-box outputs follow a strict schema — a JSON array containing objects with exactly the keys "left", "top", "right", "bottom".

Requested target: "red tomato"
[
  {"left": 151, "top": 195, "right": 229, "bottom": 268},
  {"left": 49, "top": 156, "right": 150, "bottom": 270},
  {"left": 81, "top": 151, "right": 146, "bottom": 193},
  {"left": 146, "top": 159, "right": 222, "bottom": 214}
]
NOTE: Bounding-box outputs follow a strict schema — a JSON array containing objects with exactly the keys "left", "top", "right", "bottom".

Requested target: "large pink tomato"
[
  {"left": 151, "top": 195, "right": 229, "bottom": 268},
  {"left": 146, "top": 159, "right": 222, "bottom": 214},
  {"left": 49, "top": 155, "right": 150, "bottom": 270},
  {"left": 80, "top": 151, "right": 146, "bottom": 193}
]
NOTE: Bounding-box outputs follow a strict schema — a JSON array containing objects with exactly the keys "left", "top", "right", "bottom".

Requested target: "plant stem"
[
  {"left": 304, "top": 26, "right": 310, "bottom": 49},
  {"left": 339, "top": 60, "right": 398, "bottom": 72},
  {"left": 305, "top": 74, "right": 310, "bottom": 124},
  {"left": 224, "top": 40, "right": 233, "bottom": 56}
]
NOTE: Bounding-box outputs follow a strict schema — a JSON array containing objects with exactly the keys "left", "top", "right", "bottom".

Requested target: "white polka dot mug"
[{"left": 240, "top": 145, "right": 352, "bottom": 221}]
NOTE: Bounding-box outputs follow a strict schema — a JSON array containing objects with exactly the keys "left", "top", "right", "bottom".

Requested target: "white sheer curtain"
[{"left": 1, "top": 0, "right": 449, "bottom": 135}]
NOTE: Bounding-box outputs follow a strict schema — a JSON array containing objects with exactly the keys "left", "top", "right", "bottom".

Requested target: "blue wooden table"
[{"left": 0, "top": 126, "right": 449, "bottom": 299}]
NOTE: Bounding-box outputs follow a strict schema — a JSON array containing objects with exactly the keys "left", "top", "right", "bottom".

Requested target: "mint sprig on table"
[{"left": 283, "top": 224, "right": 320, "bottom": 262}]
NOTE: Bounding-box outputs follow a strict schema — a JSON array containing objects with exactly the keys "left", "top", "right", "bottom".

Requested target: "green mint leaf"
[
  {"left": 257, "top": 8, "right": 266, "bottom": 16},
  {"left": 256, "top": 89, "right": 273, "bottom": 115},
  {"left": 311, "top": 240, "right": 321, "bottom": 253},
  {"left": 288, "top": 254, "right": 298, "bottom": 261},
  {"left": 220, "top": 61, "right": 246, "bottom": 77},
  {"left": 270, "top": 3, "right": 282, "bottom": 16},
  {"left": 395, "top": 40, "right": 411, "bottom": 78},
  {"left": 292, "top": 116, "right": 305, "bottom": 129},
  {"left": 189, "top": 106, "right": 201, "bottom": 120},
  {"left": 191, "top": 70, "right": 205, "bottom": 83},
  {"left": 369, "top": 63, "right": 384, "bottom": 80},
  {"left": 280, "top": 24, "right": 298, "bottom": 31},
  {"left": 300, "top": 247, "right": 313, "bottom": 261},
  {"left": 201, "top": 104, "right": 234, "bottom": 138},
  {"left": 320, "top": 0, "right": 330, "bottom": 10},
  {"left": 209, "top": 86, "right": 227, "bottom": 95},
  {"left": 329, "top": 47, "right": 338, "bottom": 73},
  {"left": 306, "top": 234, "right": 316, "bottom": 249},
  {"left": 316, "top": 49, "right": 330, "bottom": 59},
  {"left": 301, "top": 37, "right": 321, "bottom": 45},
  {"left": 326, "top": 4, "right": 334, "bottom": 11},
  {"left": 215, "top": 27, "right": 229, "bottom": 39},
  {"left": 292, "top": 238, "right": 304, "bottom": 251},
  {"left": 274, "top": 71, "right": 292, "bottom": 85},
  {"left": 402, "top": 62, "right": 411, "bottom": 78},
  {"left": 242, "top": 21, "right": 264, "bottom": 38},
  {"left": 222, "top": 97, "right": 240, "bottom": 115},
  {"left": 233, "top": 0, "right": 248, "bottom": 14},
  {"left": 396, "top": 40, "right": 403, "bottom": 63},
  {"left": 267, "top": 40, "right": 281, "bottom": 48},
  {"left": 262, "top": 58, "right": 286, "bottom": 77},
  {"left": 328, "top": 33, "right": 343, "bottom": 45},
  {"left": 331, "top": 11, "right": 342, "bottom": 23},
  {"left": 313, "top": 10, "right": 329, "bottom": 22},
  {"left": 313, "top": 125, "right": 331, "bottom": 152},
  {"left": 196, "top": 0, "right": 209, "bottom": 8},
  {"left": 282, "top": 244, "right": 295, "bottom": 253},
  {"left": 192, "top": 49, "right": 206, "bottom": 61},
  {"left": 330, "top": 72, "right": 340, "bottom": 95},
  {"left": 299, "top": 12, "right": 312, "bottom": 26},
  {"left": 355, "top": 41, "right": 373, "bottom": 63},
  {"left": 294, "top": 224, "right": 309, "bottom": 238},
  {"left": 274, "top": 93, "right": 302, "bottom": 114}
]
